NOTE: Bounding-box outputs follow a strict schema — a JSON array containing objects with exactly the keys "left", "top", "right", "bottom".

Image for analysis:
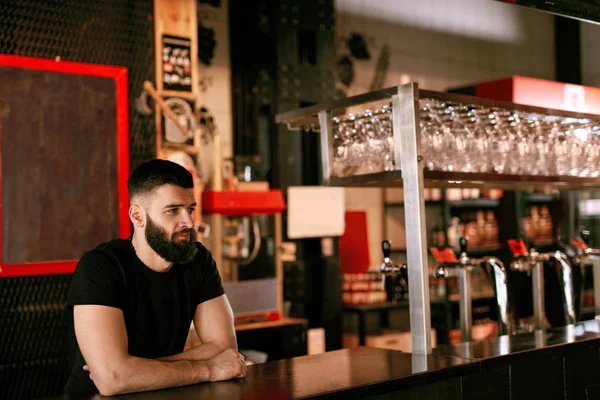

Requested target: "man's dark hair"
[{"left": 128, "top": 159, "right": 193, "bottom": 201}]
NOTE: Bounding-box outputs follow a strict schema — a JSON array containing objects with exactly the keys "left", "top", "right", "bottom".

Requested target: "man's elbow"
[
  {"left": 97, "top": 383, "right": 120, "bottom": 397},
  {"left": 93, "top": 366, "right": 127, "bottom": 396}
]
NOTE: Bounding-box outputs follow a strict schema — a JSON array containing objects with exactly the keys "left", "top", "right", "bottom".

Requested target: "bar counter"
[{"left": 50, "top": 320, "right": 600, "bottom": 400}]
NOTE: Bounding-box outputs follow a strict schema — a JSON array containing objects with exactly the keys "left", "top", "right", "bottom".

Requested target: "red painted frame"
[{"left": 0, "top": 55, "right": 130, "bottom": 278}]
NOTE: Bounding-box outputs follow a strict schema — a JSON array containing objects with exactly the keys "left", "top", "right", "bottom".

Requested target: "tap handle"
[
  {"left": 400, "top": 263, "right": 408, "bottom": 282},
  {"left": 581, "top": 229, "right": 591, "bottom": 245},
  {"left": 459, "top": 237, "right": 468, "bottom": 254},
  {"left": 382, "top": 240, "right": 391, "bottom": 258},
  {"left": 526, "top": 238, "right": 536, "bottom": 252}
]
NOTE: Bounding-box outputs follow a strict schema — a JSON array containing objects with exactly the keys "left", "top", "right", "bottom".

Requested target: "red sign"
[
  {"left": 571, "top": 238, "right": 589, "bottom": 251},
  {"left": 508, "top": 239, "right": 528, "bottom": 257},
  {"left": 430, "top": 248, "right": 458, "bottom": 263},
  {"left": 475, "top": 76, "right": 600, "bottom": 115}
]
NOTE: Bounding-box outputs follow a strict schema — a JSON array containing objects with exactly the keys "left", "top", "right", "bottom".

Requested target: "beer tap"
[
  {"left": 380, "top": 240, "right": 408, "bottom": 302},
  {"left": 509, "top": 240, "right": 575, "bottom": 331},
  {"left": 433, "top": 237, "right": 511, "bottom": 342},
  {"left": 575, "top": 230, "right": 600, "bottom": 321}
]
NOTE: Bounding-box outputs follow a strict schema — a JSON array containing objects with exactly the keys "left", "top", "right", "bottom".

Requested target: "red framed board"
[{"left": 0, "top": 55, "right": 130, "bottom": 277}]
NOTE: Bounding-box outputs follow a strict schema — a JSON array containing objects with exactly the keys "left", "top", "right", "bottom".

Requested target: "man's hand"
[{"left": 207, "top": 348, "right": 247, "bottom": 382}]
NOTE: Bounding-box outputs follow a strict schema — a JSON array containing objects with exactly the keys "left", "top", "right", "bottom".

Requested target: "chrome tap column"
[
  {"left": 380, "top": 240, "right": 408, "bottom": 302},
  {"left": 510, "top": 241, "right": 575, "bottom": 330},
  {"left": 553, "top": 253, "right": 576, "bottom": 325},
  {"left": 434, "top": 237, "right": 511, "bottom": 342},
  {"left": 480, "top": 257, "right": 511, "bottom": 336},
  {"left": 576, "top": 230, "right": 600, "bottom": 320}
]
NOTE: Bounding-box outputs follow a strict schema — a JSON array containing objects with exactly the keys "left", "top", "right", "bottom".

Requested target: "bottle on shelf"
[
  {"left": 531, "top": 206, "right": 540, "bottom": 242},
  {"left": 424, "top": 188, "right": 431, "bottom": 202},
  {"left": 476, "top": 211, "right": 486, "bottom": 247},
  {"left": 489, "top": 189, "right": 504, "bottom": 200},
  {"left": 465, "top": 220, "right": 479, "bottom": 249},
  {"left": 446, "top": 188, "right": 462, "bottom": 201},
  {"left": 430, "top": 188, "right": 443, "bottom": 202},
  {"left": 447, "top": 217, "right": 460, "bottom": 251},
  {"left": 485, "top": 211, "right": 499, "bottom": 248},
  {"left": 538, "top": 205, "right": 553, "bottom": 244},
  {"left": 520, "top": 205, "right": 553, "bottom": 246},
  {"left": 522, "top": 213, "right": 534, "bottom": 244},
  {"left": 431, "top": 220, "right": 446, "bottom": 248}
]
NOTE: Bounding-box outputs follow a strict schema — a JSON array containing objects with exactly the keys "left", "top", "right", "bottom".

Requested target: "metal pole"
[
  {"left": 318, "top": 110, "right": 334, "bottom": 185},
  {"left": 534, "top": 329, "right": 546, "bottom": 348},
  {"left": 457, "top": 268, "right": 472, "bottom": 342},
  {"left": 411, "top": 355, "right": 428, "bottom": 374},
  {"left": 592, "top": 257, "right": 600, "bottom": 319},
  {"left": 393, "top": 83, "right": 432, "bottom": 355},
  {"left": 532, "top": 261, "right": 546, "bottom": 331}
]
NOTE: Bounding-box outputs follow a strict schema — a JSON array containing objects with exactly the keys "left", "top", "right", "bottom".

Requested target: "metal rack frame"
[{"left": 275, "top": 82, "right": 600, "bottom": 355}]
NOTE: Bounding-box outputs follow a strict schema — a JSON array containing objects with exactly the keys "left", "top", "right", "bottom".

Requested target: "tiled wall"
[{"left": 337, "top": 0, "right": 556, "bottom": 268}]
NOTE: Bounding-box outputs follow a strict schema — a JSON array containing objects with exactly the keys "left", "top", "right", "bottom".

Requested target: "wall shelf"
[
  {"left": 447, "top": 199, "right": 500, "bottom": 208},
  {"left": 525, "top": 193, "right": 558, "bottom": 203},
  {"left": 384, "top": 201, "right": 442, "bottom": 207},
  {"left": 328, "top": 170, "right": 600, "bottom": 191},
  {"left": 461, "top": 246, "right": 506, "bottom": 257}
]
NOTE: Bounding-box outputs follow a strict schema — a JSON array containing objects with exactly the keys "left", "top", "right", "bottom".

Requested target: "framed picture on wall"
[
  {"left": 0, "top": 55, "right": 130, "bottom": 278},
  {"left": 161, "top": 34, "right": 193, "bottom": 92}
]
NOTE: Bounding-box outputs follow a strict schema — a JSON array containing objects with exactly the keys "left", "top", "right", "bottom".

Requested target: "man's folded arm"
[
  {"left": 157, "top": 294, "right": 237, "bottom": 363},
  {"left": 74, "top": 304, "right": 244, "bottom": 396}
]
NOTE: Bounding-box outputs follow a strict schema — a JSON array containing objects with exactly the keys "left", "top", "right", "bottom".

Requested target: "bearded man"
[{"left": 64, "top": 159, "right": 246, "bottom": 396}]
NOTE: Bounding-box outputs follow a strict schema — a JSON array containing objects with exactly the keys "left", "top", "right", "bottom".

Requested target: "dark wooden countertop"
[
  {"left": 235, "top": 317, "right": 308, "bottom": 332},
  {"left": 49, "top": 347, "right": 477, "bottom": 400},
  {"left": 46, "top": 320, "right": 600, "bottom": 400},
  {"left": 433, "top": 319, "right": 600, "bottom": 369}
]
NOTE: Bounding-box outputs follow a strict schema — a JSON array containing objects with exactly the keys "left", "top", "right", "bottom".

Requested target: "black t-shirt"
[{"left": 63, "top": 238, "right": 224, "bottom": 395}]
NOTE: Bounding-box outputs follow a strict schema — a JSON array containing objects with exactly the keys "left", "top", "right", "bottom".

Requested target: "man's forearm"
[
  {"left": 97, "top": 356, "right": 211, "bottom": 396},
  {"left": 158, "top": 341, "right": 225, "bottom": 362}
]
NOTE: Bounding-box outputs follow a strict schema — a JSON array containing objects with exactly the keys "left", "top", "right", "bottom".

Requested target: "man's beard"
[{"left": 145, "top": 215, "right": 198, "bottom": 264}]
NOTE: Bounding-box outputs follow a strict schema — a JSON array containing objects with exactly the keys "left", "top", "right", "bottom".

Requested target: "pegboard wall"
[
  {"left": 0, "top": 0, "right": 156, "bottom": 170},
  {"left": 230, "top": 0, "right": 341, "bottom": 350},
  {"left": 230, "top": 0, "right": 336, "bottom": 190},
  {"left": 0, "top": 276, "right": 72, "bottom": 400},
  {"left": 0, "top": 1, "right": 154, "bottom": 398}
]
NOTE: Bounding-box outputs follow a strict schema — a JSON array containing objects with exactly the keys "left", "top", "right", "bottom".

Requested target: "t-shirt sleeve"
[
  {"left": 68, "top": 249, "right": 124, "bottom": 309},
  {"left": 196, "top": 244, "right": 225, "bottom": 305}
]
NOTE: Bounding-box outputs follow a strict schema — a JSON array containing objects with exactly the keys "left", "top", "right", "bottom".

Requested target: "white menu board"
[{"left": 287, "top": 186, "right": 346, "bottom": 239}]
